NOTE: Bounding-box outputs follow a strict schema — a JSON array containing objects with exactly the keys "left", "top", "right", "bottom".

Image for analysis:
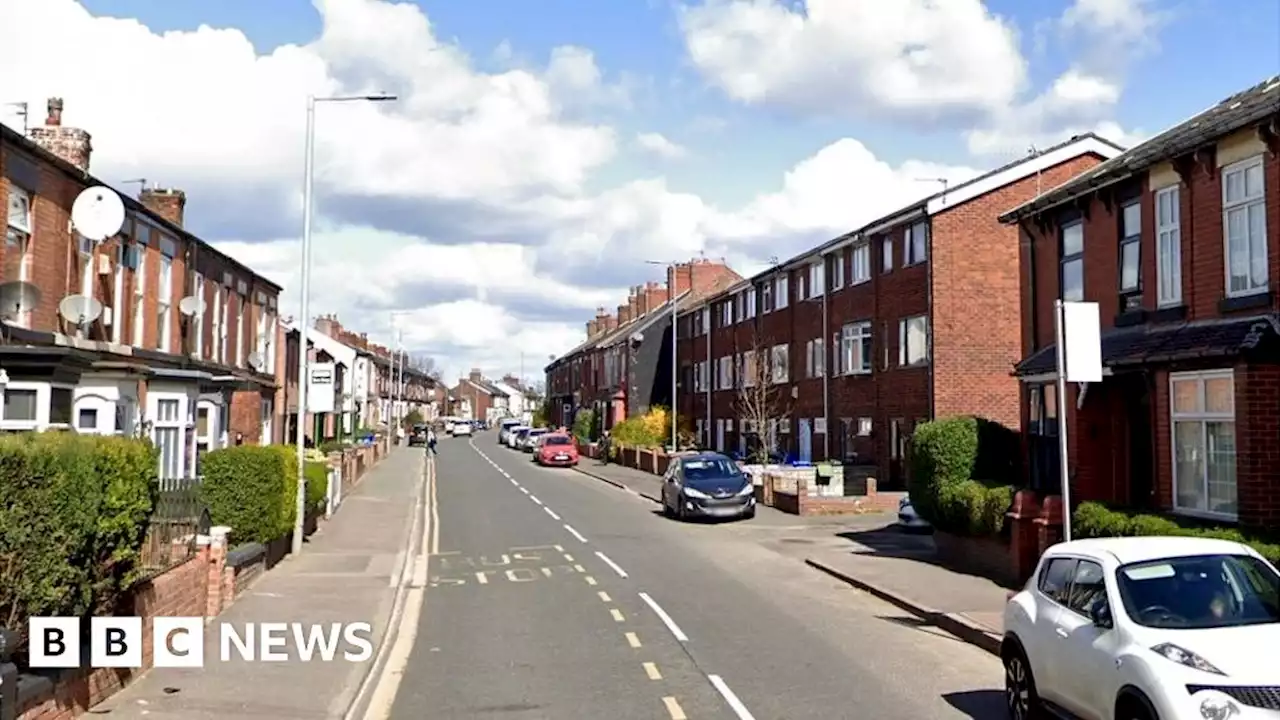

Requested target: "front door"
[
  {"left": 887, "top": 418, "right": 905, "bottom": 488},
  {"left": 798, "top": 419, "right": 812, "bottom": 463},
  {"left": 1122, "top": 377, "right": 1155, "bottom": 509}
]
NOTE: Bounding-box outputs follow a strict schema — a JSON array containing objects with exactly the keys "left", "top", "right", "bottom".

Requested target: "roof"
[
  {"left": 595, "top": 290, "right": 696, "bottom": 350},
  {"left": 678, "top": 134, "right": 1124, "bottom": 317},
  {"left": 284, "top": 323, "right": 356, "bottom": 365},
  {"left": 475, "top": 378, "right": 507, "bottom": 395},
  {"left": 1014, "top": 314, "right": 1279, "bottom": 376},
  {"left": 1051, "top": 537, "right": 1257, "bottom": 565},
  {"left": 0, "top": 121, "right": 284, "bottom": 293},
  {"left": 1000, "top": 75, "right": 1280, "bottom": 223}
]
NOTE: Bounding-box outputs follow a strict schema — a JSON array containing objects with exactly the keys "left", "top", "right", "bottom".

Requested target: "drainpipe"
[
  {"left": 821, "top": 283, "right": 830, "bottom": 460},
  {"left": 705, "top": 315, "right": 711, "bottom": 449}
]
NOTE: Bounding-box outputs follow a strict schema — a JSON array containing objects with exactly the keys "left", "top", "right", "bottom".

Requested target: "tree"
[
  {"left": 409, "top": 353, "right": 444, "bottom": 382},
  {"left": 732, "top": 335, "right": 790, "bottom": 464}
]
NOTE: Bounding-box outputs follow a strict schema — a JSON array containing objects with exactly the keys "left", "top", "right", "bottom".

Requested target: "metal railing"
[{"left": 138, "top": 476, "right": 210, "bottom": 576}]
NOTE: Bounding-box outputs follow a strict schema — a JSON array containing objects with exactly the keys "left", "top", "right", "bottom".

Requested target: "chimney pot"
[
  {"left": 46, "top": 98, "right": 63, "bottom": 126},
  {"left": 28, "top": 98, "right": 92, "bottom": 172},
  {"left": 139, "top": 188, "right": 187, "bottom": 227}
]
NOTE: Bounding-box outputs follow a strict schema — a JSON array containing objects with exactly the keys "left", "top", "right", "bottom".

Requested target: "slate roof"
[
  {"left": 1001, "top": 75, "right": 1280, "bottom": 223},
  {"left": 1014, "top": 315, "right": 1280, "bottom": 376}
]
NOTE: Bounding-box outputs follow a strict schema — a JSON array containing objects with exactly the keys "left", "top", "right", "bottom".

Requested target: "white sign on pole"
[
  {"left": 1062, "top": 302, "right": 1103, "bottom": 383},
  {"left": 307, "top": 363, "right": 336, "bottom": 414}
]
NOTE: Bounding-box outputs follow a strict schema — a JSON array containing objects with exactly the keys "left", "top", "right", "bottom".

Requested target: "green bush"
[
  {"left": 1074, "top": 501, "right": 1280, "bottom": 564},
  {"left": 319, "top": 440, "right": 349, "bottom": 454},
  {"left": 305, "top": 461, "right": 329, "bottom": 511},
  {"left": 572, "top": 408, "right": 597, "bottom": 443},
  {"left": 908, "top": 416, "right": 1019, "bottom": 537},
  {"left": 200, "top": 446, "right": 294, "bottom": 545},
  {"left": 0, "top": 433, "right": 156, "bottom": 655}
]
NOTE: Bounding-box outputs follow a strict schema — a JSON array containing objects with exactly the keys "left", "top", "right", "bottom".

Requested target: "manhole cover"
[{"left": 780, "top": 538, "right": 814, "bottom": 545}]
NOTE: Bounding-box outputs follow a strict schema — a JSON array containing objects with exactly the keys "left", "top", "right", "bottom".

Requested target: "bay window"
[
  {"left": 1171, "top": 370, "right": 1236, "bottom": 518},
  {"left": 1222, "top": 155, "right": 1268, "bottom": 297},
  {"left": 152, "top": 395, "right": 191, "bottom": 480}
]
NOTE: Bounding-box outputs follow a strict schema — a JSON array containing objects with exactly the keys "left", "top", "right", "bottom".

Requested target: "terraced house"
[
  {"left": 1002, "top": 75, "right": 1280, "bottom": 532},
  {"left": 546, "top": 259, "right": 739, "bottom": 431},
  {"left": 676, "top": 134, "right": 1122, "bottom": 489},
  {"left": 1, "top": 98, "right": 281, "bottom": 477}
]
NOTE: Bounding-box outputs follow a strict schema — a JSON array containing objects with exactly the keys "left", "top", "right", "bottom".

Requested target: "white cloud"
[
  {"left": 3, "top": 0, "right": 979, "bottom": 383},
  {"left": 635, "top": 132, "right": 688, "bottom": 159}
]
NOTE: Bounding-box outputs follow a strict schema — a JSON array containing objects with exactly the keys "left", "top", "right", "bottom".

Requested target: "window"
[
  {"left": 721, "top": 300, "right": 734, "bottom": 326},
  {"left": 1065, "top": 560, "right": 1107, "bottom": 616},
  {"left": 807, "top": 261, "right": 824, "bottom": 299},
  {"left": 906, "top": 222, "right": 928, "bottom": 265},
  {"left": 132, "top": 250, "right": 147, "bottom": 346},
  {"left": 3, "top": 388, "right": 37, "bottom": 422},
  {"left": 841, "top": 321, "right": 872, "bottom": 375},
  {"left": 259, "top": 308, "right": 276, "bottom": 370},
  {"left": 882, "top": 236, "right": 893, "bottom": 273},
  {"left": 856, "top": 417, "right": 872, "bottom": 436},
  {"left": 718, "top": 356, "right": 733, "bottom": 390},
  {"left": 805, "top": 338, "right": 824, "bottom": 378},
  {"left": 213, "top": 287, "right": 225, "bottom": 363},
  {"left": 742, "top": 351, "right": 757, "bottom": 388},
  {"left": 1171, "top": 370, "right": 1236, "bottom": 518},
  {"left": 898, "top": 315, "right": 928, "bottom": 366},
  {"left": 157, "top": 254, "right": 173, "bottom": 352},
  {"left": 700, "top": 307, "right": 710, "bottom": 336},
  {"left": 49, "top": 388, "right": 72, "bottom": 425},
  {"left": 760, "top": 281, "right": 772, "bottom": 313},
  {"left": 1037, "top": 557, "right": 1077, "bottom": 605},
  {"left": 221, "top": 292, "right": 232, "bottom": 364},
  {"left": 236, "top": 294, "right": 246, "bottom": 366},
  {"left": 153, "top": 397, "right": 186, "bottom": 480},
  {"left": 260, "top": 397, "right": 274, "bottom": 446},
  {"left": 890, "top": 418, "right": 904, "bottom": 460},
  {"left": 1222, "top": 155, "right": 1268, "bottom": 297},
  {"left": 4, "top": 186, "right": 33, "bottom": 327},
  {"left": 78, "top": 407, "right": 98, "bottom": 431},
  {"left": 851, "top": 242, "right": 870, "bottom": 284},
  {"left": 829, "top": 251, "right": 845, "bottom": 289},
  {"left": 112, "top": 239, "right": 128, "bottom": 344},
  {"left": 1155, "top": 186, "right": 1182, "bottom": 307},
  {"left": 770, "top": 344, "right": 789, "bottom": 384},
  {"left": 744, "top": 289, "right": 757, "bottom": 318},
  {"left": 775, "top": 275, "right": 789, "bottom": 309},
  {"left": 1060, "top": 221, "right": 1084, "bottom": 301},
  {"left": 1118, "top": 201, "right": 1141, "bottom": 294}
]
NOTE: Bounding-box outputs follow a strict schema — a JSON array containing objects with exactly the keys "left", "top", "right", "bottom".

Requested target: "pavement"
[
  {"left": 387, "top": 432, "right": 1006, "bottom": 719},
  {"left": 94, "top": 447, "right": 426, "bottom": 719}
]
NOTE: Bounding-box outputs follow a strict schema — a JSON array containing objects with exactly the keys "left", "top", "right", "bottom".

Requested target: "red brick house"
[
  {"left": 676, "top": 134, "right": 1121, "bottom": 487},
  {"left": 1001, "top": 76, "right": 1280, "bottom": 532},
  {"left": 546, "top": 259, "right": 739, "bottom": 431}
]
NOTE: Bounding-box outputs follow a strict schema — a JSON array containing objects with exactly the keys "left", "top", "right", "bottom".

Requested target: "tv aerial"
[
  {"left": 70, "top": 186, "right": 125, "bottom": 242},
  {"left": 0, "top": 281, "right": 41, "bottom": 322},
  {"left": 178, "top": 295, "right": 206, "bottom": 318},
  {"left": 58, "top": 294, "right": 103, "bottom": 330}
]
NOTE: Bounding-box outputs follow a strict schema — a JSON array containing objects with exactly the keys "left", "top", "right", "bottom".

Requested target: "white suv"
[{"left": 1002, "top": 536, "right": 1280, "bottom": 720}]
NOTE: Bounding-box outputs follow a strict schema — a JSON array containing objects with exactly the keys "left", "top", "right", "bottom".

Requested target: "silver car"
[{"left": 520, "top": 428, "right": 548, "bottom": 452}]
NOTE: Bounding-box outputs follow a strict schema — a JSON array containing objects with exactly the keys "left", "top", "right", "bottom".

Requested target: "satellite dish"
[
  {"left": 58, "top": 294, "right": 104, "bottom": 326},
  {"left": 247, "top": 352, "right": 265, "bottom": 372},
  {"left": 0, "top": 281, "right": 42, "bottom": 319},
  {"left": 178, "top": 295, "right": 205, "bottom": 317},
  {"left": 70, "top": 186, "right": 125, "bottom": 242}
]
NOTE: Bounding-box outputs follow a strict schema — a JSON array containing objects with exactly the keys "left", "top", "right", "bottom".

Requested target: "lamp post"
[
  {"left": 389, "top": 310, "right": 411, "bottom": 445},
  {"left": 645, "top": 260, "right": 680, "bottom": 451},
  {"left": 293, "top": 92, "right": 396, "bottom": 557}
]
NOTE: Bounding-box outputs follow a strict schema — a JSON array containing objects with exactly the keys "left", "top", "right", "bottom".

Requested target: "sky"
[{"left": 2, "top": 0, "right": 1278, "bottom": 386}]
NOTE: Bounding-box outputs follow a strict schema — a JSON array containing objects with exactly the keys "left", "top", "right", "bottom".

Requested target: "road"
[{"left": 387, "top": 434, "right": 1006, "bottom": 719}]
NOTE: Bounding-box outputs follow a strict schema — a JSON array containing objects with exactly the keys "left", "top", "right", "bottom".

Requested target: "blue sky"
[{"left": 16, "top": 0, "right": 1280, "bottom": 380}]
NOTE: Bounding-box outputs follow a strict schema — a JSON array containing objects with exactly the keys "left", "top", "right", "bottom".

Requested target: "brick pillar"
[
  {"left": 206, "top": 526, "right": 231, "bottom": 616},
  {"left": 1035, "top": 495, "right": 1065, "bottom": 555},
  {"left": 1007, "top": 490, "right": 1043, "bottom": 583}
]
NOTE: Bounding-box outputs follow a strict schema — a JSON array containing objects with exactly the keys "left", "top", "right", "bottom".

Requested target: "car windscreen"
[
  {"left": 544, "top": 435, "right": 572, "bottom": 446},
  {"left": 1116, "top": 553, "right": 1280, "bottom": 629},
  {"left": 528, "top": 430, "right": 547, "bottom": 437},
  {"left": 516, "top": 429, "right": 530, "bottom": 438},
  {"left": 681, "top": 458, "right": 743, "bottom": 486}
]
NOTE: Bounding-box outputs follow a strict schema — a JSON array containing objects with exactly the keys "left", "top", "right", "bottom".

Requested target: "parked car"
[
  {"left": 536, "top": 433, "right": 578, "bottom": 466},
  {"left": 521, "top": 428, "right": 548, "bottom": 452},
  {"left": 897, "top": 494, "right": 931, "bottom": 532},
  {"left": 660, "top": 452, "right": 755, "bottom": 521},
  {"left": 498, "top": 419, "right": 522, "bottom": 444},
  {"left": 452, "top": 421, "right": 472, "bottom": 437},
  {"left": 1002, "top": 536, "right": 1280, "bottom": 720},
  {"left": 407, "top": 423, "right": 429, "bottom": 447},
  {"left": 509, "top": 427, "right": 530, "bottom": 449}
]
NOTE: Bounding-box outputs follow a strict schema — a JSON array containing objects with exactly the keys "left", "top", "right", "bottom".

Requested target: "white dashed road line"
[
  {"left": 638, "top": 592, "right": 689, "bottom": 642},
  {"left": 594, "top": 551, "right": 629, "bottom": 578},
  {"left": 544, "top": 507, "right": 561, "bottom": 521},
  {"left": 563, "top": 524, "right": 589, "bottom": 543}
]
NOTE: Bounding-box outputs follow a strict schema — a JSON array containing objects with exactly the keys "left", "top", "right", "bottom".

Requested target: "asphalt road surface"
[{"left": 388, "top": 435, "right": 1006, "bottom": 720}]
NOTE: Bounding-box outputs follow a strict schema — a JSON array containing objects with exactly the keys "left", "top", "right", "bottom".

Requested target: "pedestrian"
[
  {"left": 427, "top": 427, "right": 438, "bottom": 455},
  {"left": 599, "top": 430, "right": 611, "bottom": 466}
]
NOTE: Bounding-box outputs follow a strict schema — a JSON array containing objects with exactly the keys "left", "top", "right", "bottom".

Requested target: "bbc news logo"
[{"left": 29, "top": 617, "right": 374, "bottom": 668}]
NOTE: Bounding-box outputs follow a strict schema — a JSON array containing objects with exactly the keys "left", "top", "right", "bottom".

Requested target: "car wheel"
[
  {"left": 1003, "top": 645, "right": 1042, "bottom": 720},
  {"left": 742, "top": 506, "right": 756, "bottom": 520}
]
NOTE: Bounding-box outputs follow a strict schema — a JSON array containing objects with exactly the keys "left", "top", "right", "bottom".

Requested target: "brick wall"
[{"left": 230, "top": 390, "right": 263, "bottom": 445}]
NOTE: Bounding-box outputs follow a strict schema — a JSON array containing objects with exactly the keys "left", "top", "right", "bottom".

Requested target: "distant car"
[
  {"left": 536, "top": 433, "right": 578, "bottom": 467},
  {"left": 452, "top": 422, "right": 472, "bottom": 437},
  {"left": 521, "top": 428, "right": 548, "bottom": 452},
  {"left": 897, "top": 495, "right": 931, "bottom": 532},
  {"left": 660, "top": 452, "right": 755, "bottom": 521},
  {"left": 498, "top": 419, "right": 522, "bottom": 443},
  {"left": 1002, "top": 536, "right": 1280, "bottom": 720},
  {"left": 407, "top": 424, "right": 429, "bottom": 447}
]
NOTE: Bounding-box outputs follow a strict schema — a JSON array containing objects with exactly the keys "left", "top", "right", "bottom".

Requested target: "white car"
[
  {"left": 452, "top": 422, "right": 472, "bottom": 437},
  {"left": 1002, "top": 536, "right": 1280, "bottom": 720},
  {"left": 498, "top": 419, "right": 522, "bottom": 444},
  {"left": 506, "top": 426, "right": 529, "bottom": 448}
]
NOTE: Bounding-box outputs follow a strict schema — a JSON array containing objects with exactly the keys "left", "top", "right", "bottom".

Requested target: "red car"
[{"left": 537, "top": 433, "right": 579, "bottom": 467}]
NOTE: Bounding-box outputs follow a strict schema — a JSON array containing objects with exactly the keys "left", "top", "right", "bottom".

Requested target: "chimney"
[
  {"left": 28, "top": 97, "right": 93, "bottom": 172},
  {"left": 587, "top": 318, "right": 599, "bottom": 337},
  {"left": 469, "top": 368, "right": 484, "bottom": 383},
  {"left": 617, "top": 304, "right": 631, "bottom": 325},
  {"left": 643, "top": 281, "right": 668, "bottom": 313},
  {"left": 598, "top": 311, "right": 618, "bottom": 335},
  {"left": 667, "top": 263, "right": 693, "bottom": 298},
  {"left": 139, "top": 188, "right": 187, "bottom": 228},
  {"left": 314, "top": 314, "right": 338, "bottom": 337}
]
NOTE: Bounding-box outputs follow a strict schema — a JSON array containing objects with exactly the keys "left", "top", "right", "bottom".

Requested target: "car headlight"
[
  {"left": 1199, "top": 694, "right": 1240, "bottom": 720},
  {"left": 736, "top": 483, "right": 754, "bottom": 496},
  {"left": 683, "top": 487, "right": 710, "bottom": 499},
  {"left": 1151, "top": 643, "right": 1225, "bottom": 675}
]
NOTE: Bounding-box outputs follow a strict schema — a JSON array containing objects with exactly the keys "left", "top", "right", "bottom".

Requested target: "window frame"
[
  {"left": 905, "top": 221, "right": 928, "bottom": 265},
  {"left": 1169, "top": 369, "right": 1237, "bottom": 520},
  {"left": 4, "top": 185, "right": 34, "bottom": 327},
  {"left": 898, "top": 315, "right": 929, "bottom": 367},
  {"left": 841, "top": 321, "right": 872, "bottom": 375},
  {"left": 774, "top": 275, "right": 789, "bottom": 310},
  {"left": 157, "top": 253, "right": 173, "bottom": 352},
  {"left": 1060, "top": 220, "right": 1085, "bottom": 302},
  {"left": 805, "top": 338, "right": 825, "bottom": 378},
  {"left": 807, "top": 260, "right": 825, "bottom": 299},
  {"left": 1155, "top": 186, "right": 1182, "bottom": 307},
  {"left": 828, "top": 250, "right": 845, "bottom": 290},
  {"left": 132, "top": 249, "right": 147, "bottom": 346},
  {"left": 851, "top": 241, "right": 871, "bottom": 285},
  {"left": 770, "top": 344, "right": 789, "bottom": 384},
  {"left": 1118, "top": 200, "right": 1141, "bottom": 295},
  {"left": 882, "top": 235, "right": 893, "bottom": 273},
  {"left": 1221, "top": 155, "right": 1268, "bottom": 298}
]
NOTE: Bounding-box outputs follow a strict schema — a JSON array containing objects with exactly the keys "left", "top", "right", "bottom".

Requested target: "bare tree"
[
  {"left": 409, "top": 353, "right": 444, "bottom": 382},
  {"left": 732, "top": 334, "right": 790, "bottom": 464}
]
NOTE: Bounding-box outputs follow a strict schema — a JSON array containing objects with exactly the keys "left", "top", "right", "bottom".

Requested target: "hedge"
[
  {"left": 200, "top": 446, "right": 294, "bottom": 544},
  {"left": 0, "top": 433, "right": 156, "bottom": 654},
  {"left": 304, "top": 460, "right": 329, "bottom": 511},
  {"left": 908, "top": 416, "right": 1020, "bottom": 537},
  {"left": 1074, "top": 502, "right": 1280, "bottom": 564}
]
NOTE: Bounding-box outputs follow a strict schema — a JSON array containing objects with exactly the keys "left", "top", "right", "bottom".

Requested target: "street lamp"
[
  {"left": 389, "top": 310, "right": 411, "bottom": 447},
  {"left": 294, "top": 92, "right": 397, "bottom": 557},
  {"left": 645, "top": 260, "right": 679, "bottom": 451}
]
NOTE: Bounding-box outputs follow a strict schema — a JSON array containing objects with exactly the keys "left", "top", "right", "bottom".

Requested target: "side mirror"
[{"left": 1089, "top": 598, "right": 1113, "bottom": 629}]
